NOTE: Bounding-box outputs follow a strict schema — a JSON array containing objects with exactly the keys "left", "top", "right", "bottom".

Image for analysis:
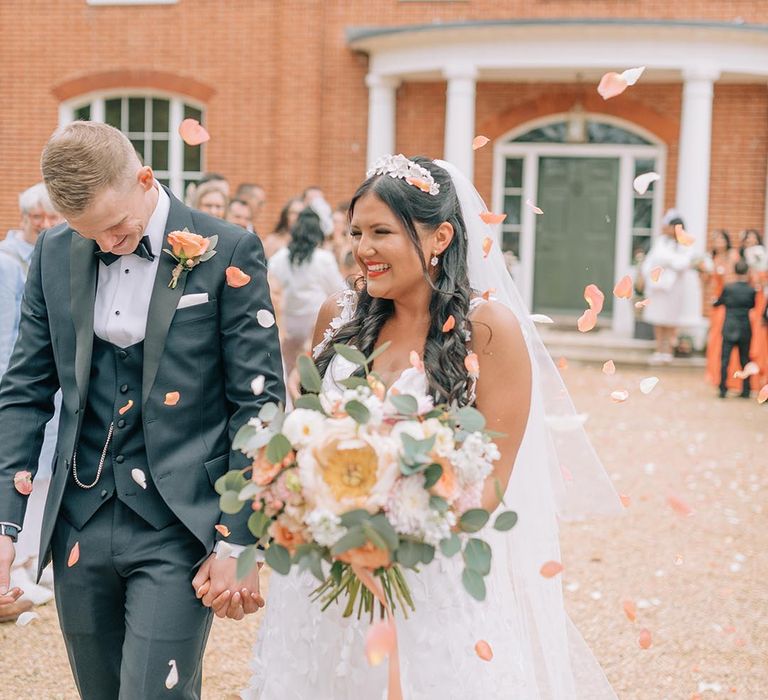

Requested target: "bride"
[{"left": 243, "top": 155, "right": 621, "bottom": 699}]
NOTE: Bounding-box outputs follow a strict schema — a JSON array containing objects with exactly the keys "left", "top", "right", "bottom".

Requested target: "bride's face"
[{"left": 349, "top": 192, "right": 435, "bottom": 300}]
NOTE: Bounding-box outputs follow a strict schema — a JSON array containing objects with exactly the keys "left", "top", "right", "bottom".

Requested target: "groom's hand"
[
  {"left": 0, "top": 535, "right": 22, "bottom": 604},
  {"left": 192, "top": 554, "right": 264, "bottom": 619}
]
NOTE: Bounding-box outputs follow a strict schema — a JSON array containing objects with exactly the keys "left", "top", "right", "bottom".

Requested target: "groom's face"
[{"left": 68, "top": 166, "right": 157, "bottom": 255}]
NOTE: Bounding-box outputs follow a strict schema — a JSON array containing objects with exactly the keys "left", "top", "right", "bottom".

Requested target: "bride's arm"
[{"left": 469, "top": 301, "right": 532, "bottom": 513}]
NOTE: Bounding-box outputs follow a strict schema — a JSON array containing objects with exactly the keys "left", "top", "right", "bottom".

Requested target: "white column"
[
  {"left": 676, "top": 69, "right": 719, "bottom": 256},
  {"left": 443, "top": 65, "right": 477, "bottom": 180},
  {"left": 365, "top": 74, "right": 399, "bottom": 169}
]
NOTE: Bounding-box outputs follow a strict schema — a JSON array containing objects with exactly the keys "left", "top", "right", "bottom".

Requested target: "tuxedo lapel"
[
  {"left": 70, "top": 233, "right": 98, "bottom": 406},
  {"left": 142, "top": 189, "right": 195, "bottom": 406}
]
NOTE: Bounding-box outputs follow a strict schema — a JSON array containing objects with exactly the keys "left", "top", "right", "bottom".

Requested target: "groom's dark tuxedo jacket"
[{"left": 0, "top": 188, "right": 284, "bottom": 574}]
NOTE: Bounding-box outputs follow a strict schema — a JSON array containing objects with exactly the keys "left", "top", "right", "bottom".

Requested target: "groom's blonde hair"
[{"left": 41, "top": 121, "right": 140, "bottom": 216}]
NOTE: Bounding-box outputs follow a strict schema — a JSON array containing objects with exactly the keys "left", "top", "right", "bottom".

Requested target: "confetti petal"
[
  {"left": 257, "top": 309, "right": 276, "bottom": 328},
  {"left": 619, "top": 494, "right": 631, "bottom": 508},
  {"left": 178, "top": 118, "right": 209, "bottom": 146},
  {"left": 650, "top": 267, "right": 663, "bottom": 283},
  {"left": 530, "top": 314, "right": 554, "bottom": 324},
  {"left": 613, "top": 275, "right": 633, "bottom": 299},
  {"left": 482, "top": 237, "right": 493, "bottom": 258},
  {"left": 481, "top": 288, "right": 495, "bottom": 301},
  {"left": 540, "top": 560, "right": 564, "bottom": 578},
  {"left": 164, "top": 391, "right": 180, "bottom": 406},
  {"left": 118, "top": 399, "right": 134, "bottom": 416},
  {"left": 365, "top": 620, "right": 396, "bottom": 666},
  {"left": 639, "top": 376, "right": 659, "bottom": 394},
  {"left": 68, "top": 542, "right": 80, "bottom": 568},
  {"left": 674, "top": 224, "right": 695, "bottom": 246},
  {"left": 557, "top": 357, "right": 568, "bottom": 371},
  {"left": 758, "top": 384, "right": 768, "bottom": 404},
  {"left": 442, "top": 315, "right": 456, "bottom": 332},
  {"left": 215, "top": 524, "right": 231, "bottom": 538},
  {"left": 622, "top": 599, "right": 637, "bottom": 622},
  {"left": 474, "top": 640, "right": 494, "bottom": 661},
  {"left": 15, "top": 611, "right": 39, "bottom": 627},
  {"left": 479, "top": 212, "right": 507, "bottom": 225},
  {"left": 611, "top": 390, "right": 629, "bottom": 403},
  {"left": 251, "top": 375, "right": 265, "bottom": 395},
  {"left": 131, "top": 468, "right": 147, "bottom": 490},
  {"left": 13, "top": 471, "right": 33, "bottom": 496},
  {"left": 638, "top": 628, "right": 652, "bottom": 649},
  {"left": 577, "top": 309, "right": 597, "bottom": 333},
  {"left": 597, "top": 72, "right": 628, "bottom": 100},
  {"left": 525, "top": 199, "right": 544, "bottom": 215},
  {"left": 472, "top": 135, "right": 490, "bottom": 150},
  {"left": 165, "top": 660, "right": 179, "bottom": 689},
  {"left": 602, "top": 360, "right": 616, "bottom": 376},
  {"left": 406, "top": 177, "right": 431, "bottom": 193},
  {"left": 409, "top": 350, "right": 425, "bottom": 373},
  {"left": 584, "top": 284, "right": 605, "bottom": 314},
  {"left": 635, "top": 299, "right": 650, "bottom": 309},
  {"left": 633, "top": 171, "right": 660, "bottom": 195},
  {"left": 215, "top": 542, "right": 233, "bottom": 560},
  {"left": 464, "top": 352, "right": 480, "bottom": 379},
  {"left": 226, "top": 266, "right": 251, "bottom": 288},
  {"left": 621, "top": 66, "right": 646, "bottom": 86},
  {"left": 733, "top": 362, "right": 759, "bottom": 380},
  {"left": 667, "top": 495, "right": 694, "bottom": 516}
]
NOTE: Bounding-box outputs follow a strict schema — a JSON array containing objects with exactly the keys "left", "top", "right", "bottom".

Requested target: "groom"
[{"left": 0, "top": 122, "right": 284, "bottom": 698}]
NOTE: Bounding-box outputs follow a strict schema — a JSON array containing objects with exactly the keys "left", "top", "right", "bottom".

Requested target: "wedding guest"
[
  {"left": 235, "top": 183, "right": 266, "bottom": 232},
  {"left": 715, "top": 260, "right": 756, "bottom": 398},
  {"left": 198, "top": 172, "right": 230, "bottom": 197},
  {"left": 641, "top": 209, "right": 697, "bottom": 364},
  {"left": 702, "top": 230, "right": 741, "bottom": 387},
  {"left": 226, "top": 198, "right": 253, "bottom": 230},
  {"left": 192, "top": 180, "right": 228, "bottom": 219},
  {"left": 263, "top": 197, "right": 303, "bottom": 259},
  {"left": 738, "top": 229, "right": 768, "bottom": 389},
  {"left": 268, "top": 208, "right": 345, "bottom": 375}
]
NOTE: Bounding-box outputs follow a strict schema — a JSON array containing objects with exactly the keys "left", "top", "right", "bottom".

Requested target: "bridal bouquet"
[{"left": 216, "top": 344, "right": 517, "bottom": 620}]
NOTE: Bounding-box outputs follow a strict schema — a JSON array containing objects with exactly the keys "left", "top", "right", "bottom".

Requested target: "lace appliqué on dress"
[{"left": 312, "top": 289, "right": 357, "bottom": 359}]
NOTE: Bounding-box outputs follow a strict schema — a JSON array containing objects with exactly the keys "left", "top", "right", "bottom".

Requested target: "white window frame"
[
  {"left": 492, "top": 113, "right": 666, "bottom": 337},
  {"left": 59, "top": 89, "right": 205, "bottom": 199}
]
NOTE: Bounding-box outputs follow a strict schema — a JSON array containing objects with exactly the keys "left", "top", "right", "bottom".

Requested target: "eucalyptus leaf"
[
  {"left": 462, "top": 568, "right": 487, "bottom": 601},
  {"left": 247, "top": 510, "right": 270, "bottom": 539},
  {"left": 215, "top": 470, "right": 246, "bottom": 496},
  {"left": 395, "top": 540, "right": 422, "bottom": 569},
  {"left": 237, "top": 482, "right": 260, "bottom": 501},
  {"left": 258, "top": 402, "right": 279, "bottom": 423},
  {"left": 333, "top": 344, "right": 369, "bottom": 369},
  {"left": 366, "top": 341, "right": 392, "bottom": 364},
  {"left": 219, "top": 490, "right": 245, "bottom": 515},
  {"left": 389, "top": 394, "right": 419, "bottom": 416},
  {"left": 456, "top": 406, "right": 486, "bottom": 432},
  {"left": 345, "top": 400, "right": 370, "bottom": 425},
  {"left": 463, "top": 538, "right": 492, "bottom": 576},
  {"left": 420, "top": 543, "right": 436, "bottom": 565},
  {"left": 368, "top": 514, "right": 399, "bottom": 551},
  {"left": 236, "top": 545, "right": 258, "bottom": 581},
  {"left": 297, "top": 354, "right": 323, "bottom": 393},
  {"left": 429, "top": 495, "right": 449, "bottom": 513},
  {"left": 232, "top": 424, "right": 257, "bottom": 451},
  {"left": 340, "top": 509, "right": 370, "bottom": 528},
  {"left": 338, "top": 377, "right": 369, "bottom": 390},
  {"left": 293, "top": 394, "right": 324, "bottom": 412},
  {"left": 265, "top": 543, "right": 292, "bottom": 575},
  {"left": 459, "top": 508, "right": 490, "bottom": 533},
  {"left": 493, "top": 511, "right": 518, "bottom": 531},
  {"left": 266, "top": 433, "right": 292, "bottom": 464},
  {"left": 439, "top": 532, "right": 461, "bottom": 557},
  {"left": 361, "top": 522, "right": 388, "bottom": 551},
  {"left": 423, "top": 463, "right": 444, "bottom": 489},
  {"left": 330, "top": 527, "right": 367, "bottom": 555}
]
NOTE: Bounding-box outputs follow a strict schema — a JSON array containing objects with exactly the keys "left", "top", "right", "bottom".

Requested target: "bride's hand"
[{"left": 192, "top": 554, "right": 265, "bottom": 619}]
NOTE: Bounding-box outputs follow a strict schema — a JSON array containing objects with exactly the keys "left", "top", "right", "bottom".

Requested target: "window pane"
[
  {"left": 502, "top": 230, "right": 520, "bottom": 258},
  {"left": 631, "top": 234, "right": 651, "bottom": 262},
  {"left": 504, "top": 158, "right": 523, "bottom": 189},
  {"left": 152, "top": 98, "right": 170, "bottom": 132},
  {"left": 157, "top": 177, "right": 170, "bottom": 188},
  {"left": 588, "top": 121, "right": 650, "bottom": 145},
  {"left": 634, "top": 158, "right": 655, "bottom": 177},
  {"left": 152, "top": 139, "right": 169, "bottom": 171},
  {"left": 633, "top": 198, "right": 653, "bottom": 229},
  {"left": 184, "top": 104, "right": 202, "bottom": 122},
  {"left": 74, "top": 104, "right": 91, "bottom": 121},
  {"left": 184, "top": 143, "right": 202, "bottom": 172},
  {"left": 513, "top": 122, "right": 567, "bottom": 143},
  {"left": 128, "top": 97, "right": 146, "bottom": 132},
  {"left": 105, "top": 98, "right": 122, "bottom": 128},
  {"left": 503, "top": 195, "right": 521, "bottom": 226},
  {"left": 130, "top": 139, "right": 145, "bottom": 162}
]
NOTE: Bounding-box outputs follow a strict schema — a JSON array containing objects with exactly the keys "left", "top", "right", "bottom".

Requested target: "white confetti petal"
[
  {"left": 529, "top": 314, "right": 554, "bottom": 324},
  {"left": 250, "top": 375, "right": 265, "bottom": 396},
  {"left": 165, "top": 660, "right": 179, "bottom": 689},
  {"left": 620, "top": 66, "right": 646, "bottom": 86},
  {"left": 215, "top": 542, "right": 234, "bottom": 560},
  {"left": 131, "top": 468, "right": 147, "bottom": 490},
  {"left": 257, "top": 309, "right": 275, "bottom": 328},
  {"left": 545, "top": 413, "right": 589, "bottom": 432},
  {"left": 610, "top": 390, "right": 629, "bottom": 403},
  {"left": 639, "top": 376, "right": 659, "bottom": 394},
  {"left": 15, "top": 611, "right": 39, "bottom": 627},
  {"left": 633, "top": 171, "right": 660, "bottom": 195}
]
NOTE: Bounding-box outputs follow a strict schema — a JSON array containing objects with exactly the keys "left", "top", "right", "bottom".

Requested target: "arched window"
[
  {"left": 64, "top": 93, "right": 205, "bottom": 199},
  {"left": 512, "top": 120, "right": 653, "bottom": 146}
]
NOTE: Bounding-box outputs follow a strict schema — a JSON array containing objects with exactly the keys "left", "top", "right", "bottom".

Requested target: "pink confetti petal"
[
  {"left": 540, "top": 561, "right": 564, "bottom": 578},
  {"left": 464, "top": 352, "right": 480, "bottom": 379},
  {"left": 479, "top": 211, "right": 506, "bottom": 225},
  {"left": 472, "top": 135, "right": 490, "bottom": 150},
  {"left": 577, "top": 309, "right": 597, "bottom": 333},
  {"left": 164, "top": 391, "right": 180, "bottom": 406},
  {"left": 667, "top": 495, "right": 694, "bottom": 517},
  {"left": 675, "top": 224, "right": 695, "bottom": 246},
  {"left": 638, "top": 628, "right": 652, "bottom": 649},
  {"left": 178, "top": 119, "right": 209, "bottom": 146},
  {"left": 650, "top": 267, "right": 663, "bottom": 283},
  {"left": 475, "top": 640, "right": 493, "bottom": 661},
  {"left": 619, "top": 494, "right": 631, "bottom": 508},
  {"left": 602, "top": 360, "right": 616, "bottom": 375},
  {"left": 226, "top": 266, "right": 251, "bottom": 288},
  {"left": 215, "top": 524, "right": 231, "bottom": 537},
  {"left": 482, "top": 237, "right": 493, "bottom": 258},
  {"left": 613, "top": 275, "right": 633, "bottom": 299},
  {"left": 623, "top": 599, "right": 637, "bottom": 621},
  {"left": 597, "top": 72, "right": 628, "bottom": 100},
  {"left": 409, "top": 350, "right": 425, "bottom": 373},
  {"left": 584, "top": 284, "right": 605, "bottom": 314},
  {"left": 733, "top": 362, "right": 759, "bottom": 380},
  {"left": 13, "top": 471, "right": 33, "bottom": 496},
  {"left": 68, "top": 542, "right": 80, "bottom": 567},
  {"left": 758, "top": 384, "right": 768, "bottom": 404},
  {"left": 118, "top": 399, "right": 134, "bottom": 416}
]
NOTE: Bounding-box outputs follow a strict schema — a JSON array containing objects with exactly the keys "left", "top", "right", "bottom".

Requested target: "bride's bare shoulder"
[{"left": 468, "top": 299, "right": 523, "bottom": 349}]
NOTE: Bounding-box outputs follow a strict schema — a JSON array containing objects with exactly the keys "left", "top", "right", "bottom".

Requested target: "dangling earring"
[{"left": 430, "top": 252, "right": 439, "bottom": 267}]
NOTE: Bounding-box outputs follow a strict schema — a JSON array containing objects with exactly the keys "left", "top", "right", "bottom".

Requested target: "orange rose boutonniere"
[{"left": 164, "top": 229, "right": 218, "bottom": 288}]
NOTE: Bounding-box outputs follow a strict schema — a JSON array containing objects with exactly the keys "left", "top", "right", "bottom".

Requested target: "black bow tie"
[{"left": 95, "top": 236, "right": 155, "bottom": 266}]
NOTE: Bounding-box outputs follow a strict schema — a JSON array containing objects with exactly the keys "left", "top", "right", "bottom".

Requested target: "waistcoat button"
[{"left": 117, "top": 419, "right": 126, "bottom": 428}]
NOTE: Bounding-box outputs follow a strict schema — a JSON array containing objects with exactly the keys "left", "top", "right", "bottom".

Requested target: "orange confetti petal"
[
  {"left": 650, "top": 266, "right": 663, "bottom": 283},
  {"left": 178, "top": 118, "right": 210, "bottom": 146},
  {"left": 557, "top": 357, "right": 568, "bottom": 370},
  {"left": 619, "top": 494, "right": 631, "bottom": 508},
  {"left": 539, "top": 560, "right": 564, "bottom": 578},
  {"left": 758, "top": 384, "right": 768, "bottom": 404},
  {"left": 577, "top": 309, "right": 597, "bottom": 333},
  {"left": 623, "top": 599, "right": 637, "bottom": 621},
  {"left": 481, "top": 288, "right": 495, "bottom": 300},
  {"left": 584, "top": 284, "right": 605, "bottom": 314},
  {"left": 638, "top": 628, "right": 652, "bottom": 649},
  {"left": 215, "top": 524, "right": 231, "bottom": 538},
  {"left": 613, "top": 275, "right": 633, "bottom": 299},
  {"left": 226, "top": 266, "right": 251, "bottom": 288},
  {"left": 602, "top": 360, "right": 616, "bottom": 375},
  {"left": 464, "top": 352, "right": 480, "bottom": 378},
  {"left": 474, "top": 640, "right": 493, "bottom": 661},
  {"left": 164, "top": 391, "right": 181, "bottom": 406},
  {"left": 442, "top": 315, "right": 456, "bottom": 332},
  {"left": 472, "top": 135, "right": 490, "bottom": 150},
  {"left": 479, "top": 212, "right": 507, "bottom": 225},
  {"left": 597, "top": 72, "right": 628, "bottom": 100},
  {"left": 13, "top": 471, "right": 33, "bottom": 496},
  {"left": 667, "top": 495, "right": 694, "bottom": 517},
  {"left": 674, "top": 224, "right": 695, "bottom": 246},
  {"left": 406, "top": 177, "right": 431, "bottom": 193},
  {"left": 409, "top": 350, "right": 424, "bottom": 373},
  {"left": 365, "top": 620, "right": 396, "bottom": 666},
  {"left": 482, "top": 237, "right": 493, "bottom": 258},
  {"left": 68, "top": 542, "right": 80, "bottom": 567},
  {"left": 525, "top": 199, "right": 544, "bottom": 215},
  {"left": 118, "top": 399, "right": 134, "bottom": 416}
]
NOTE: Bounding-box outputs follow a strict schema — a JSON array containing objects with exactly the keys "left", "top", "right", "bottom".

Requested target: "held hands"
[
  {"left": 191, "top": 553, "right": 264, "bottom": 620},
  {"left": 0, "top": 535, "right": 23, "bottom": 606}
]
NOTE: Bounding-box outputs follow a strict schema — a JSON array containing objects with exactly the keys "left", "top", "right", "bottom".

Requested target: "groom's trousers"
[{"left": 51, "top": 497, "right": 213, "bottom": 699}]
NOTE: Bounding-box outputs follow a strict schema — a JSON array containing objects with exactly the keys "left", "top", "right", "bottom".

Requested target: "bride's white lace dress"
[{"left": 242, "top": 344, "right": 616, "bottom": 699}]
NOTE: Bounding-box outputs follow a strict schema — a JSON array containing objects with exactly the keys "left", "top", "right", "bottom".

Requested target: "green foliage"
[
  {"left": 422, "top": 463, "right": 444, "bottom": 489},
  {"left": 265, "top": 543, "right": 292, "bottom": 575},
  {"left": 236, "top": 545, "right": 258, "bottom": 581},
  {"left": 439, "top": 532, "right": 461, "bottom": 557},
  {"left": 459, "top": 508, "right": 490, "bottom": 533},
  {"left": 332, "top": 344, "right": 369, "bottom": 368},
  {"left": 297, "top": 354, "right": 322, "bottom": 393},
  {"left": 463, "top": 538, "right": 492, "bottom": 576},
  {"left": 214, "top": 470, "right": 247, "bottom": 496},
  {"left": 247, "top": 510, "right": 270, "bottom": 539},
  {"left": 219, "top": 490, "right": 245, "bottom": 515},
  {"left": 345, "top": 400, "right": 370, "bottom": 424},
  {"left": 462, "top": 568, "right": 487, "bottom": 601},
  {"left": 389, "top": 394, "right": 419, "bottom": 416},
  {"left": 293, "top": 394, "right": 324, "bottom": 412},
  {"left": 266, "top": 433, "right": 292, "bottom": 464},
  {"left": 493, "top": 511, "right": 518, "bottom": 531}
]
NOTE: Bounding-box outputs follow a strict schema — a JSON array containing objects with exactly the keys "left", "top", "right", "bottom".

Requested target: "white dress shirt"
[{"left": 93, "top": 184, "right": 170, "bottom": 348}]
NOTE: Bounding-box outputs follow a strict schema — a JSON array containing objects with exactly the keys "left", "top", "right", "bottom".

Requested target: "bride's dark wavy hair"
[{"left": 313, "top": 157, "right": 472, "bottom": 405}]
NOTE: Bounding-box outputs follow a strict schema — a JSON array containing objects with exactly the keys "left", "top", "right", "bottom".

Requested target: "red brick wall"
[{"left": 0, "top": 0, "right": 766, "bottom": 243}]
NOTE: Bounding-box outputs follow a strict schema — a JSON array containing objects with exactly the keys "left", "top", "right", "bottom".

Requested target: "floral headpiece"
[{"left": 366, "top": 154, "right": 440, "bottom": 195}]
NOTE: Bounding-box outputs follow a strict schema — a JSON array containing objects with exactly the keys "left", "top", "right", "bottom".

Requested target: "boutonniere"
[{"left": 164, "top": 229, "right": 218, "bottom": 289}]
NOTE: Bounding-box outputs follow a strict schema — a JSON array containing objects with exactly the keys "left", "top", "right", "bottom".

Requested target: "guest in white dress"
[{"left": 268, "top": 207, "right": 346, "bottom": 375}]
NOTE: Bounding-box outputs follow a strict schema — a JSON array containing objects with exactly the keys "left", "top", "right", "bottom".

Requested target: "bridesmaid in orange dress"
[
  {"left": 739, "top": 229, "right": 768, "bottom": 392},
  {"left": 703, "top": 230, "right": 741, "bottom": 387}
]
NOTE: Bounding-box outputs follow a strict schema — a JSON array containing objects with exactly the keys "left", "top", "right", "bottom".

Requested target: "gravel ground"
[{"left": 1, "top": 363, "right": 765, "bottom": 699}]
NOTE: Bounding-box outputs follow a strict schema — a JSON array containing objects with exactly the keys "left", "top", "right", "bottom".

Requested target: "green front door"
[{"left": 533, "top": 156, "right": 619, "bottom": 315}]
